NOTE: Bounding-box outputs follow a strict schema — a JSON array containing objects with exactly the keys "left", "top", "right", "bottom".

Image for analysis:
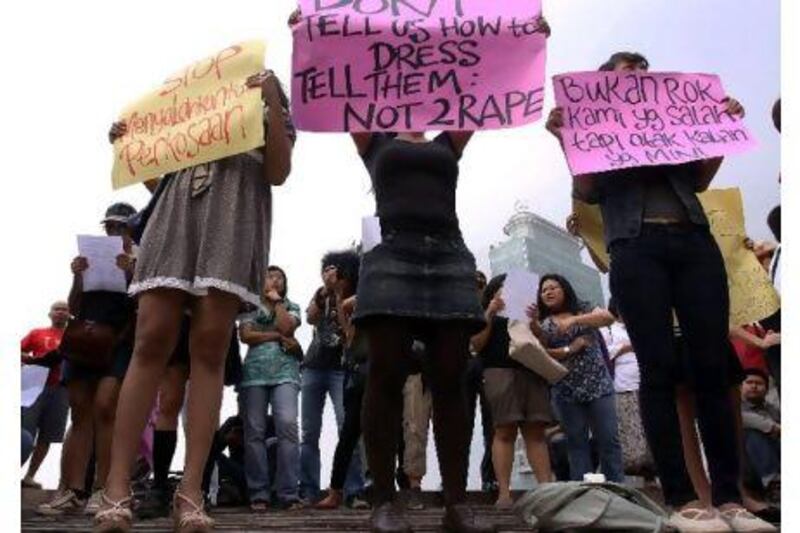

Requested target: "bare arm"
[
  {"left": 351, "top": 132, "right": 373, "bottom": 156},
  {"left": 470, "top": 310, "right": 497, "bottom": 354},
  {"left": 272, "top": 303, "right": 300, "bottom": 337},
  {"left": 306, "top": 288, "right": 326, "bottom": 326},
  {"left": 67, "top": 256, "right": 88, "bottom": 316},
  {"left": 446, "top": 131, "right": 474, "bottom": 157},
  {"left": 548, "top": 335, "right": 593, "bottom": 361},
  {"left": 248, "top": 72, "right": 294, "bottom": 186},
  {"left": 694, "top": 157, "right": 724, "bottom": 192},
  {"left": 143, "top": 178, "right": 161, "bottom": 194},
  {"left": 571, "top": 307, "right": 615, "bottom": 329},
  {"left": 239, "top": 323, "right": 284, "bottom": 346}
]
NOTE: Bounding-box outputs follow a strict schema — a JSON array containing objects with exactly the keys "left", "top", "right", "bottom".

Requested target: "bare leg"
[
  {"left": 491, "top": 425, "right": 517, "bottom": 504},
  {"left": 428, "top": 323, "right": 470, "bottom": 507},
  {"left": 25, "top": 442, "right": 51, "bottom": 482},
  {"left": 64, "top": 380, "right": 97, "bottom": 490},
  {"left": 104, "top": 289, "right": 187, "bottom": 502},
  {"left": 176, "top": 289, "right": 240, "bottom": 509},
  {"left": 676, "top": 386, "right": 712, "bottom": 507},
  {"left": 156, "top": 365, "right": 189, "bottom": 431},
  {"left": 521, "top": 422, "right": 552, "bottom": 484},
  {"left": 93, "top": 377, "right": 122, "bottom": 490}
]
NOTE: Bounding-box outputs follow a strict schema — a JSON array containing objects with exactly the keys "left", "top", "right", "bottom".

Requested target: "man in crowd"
[
  {"left": 741, "top": 369, "right": 780, "bottom": 504},
  {"left": 21, "top": 301, "right": 71, "bottom": 488}
]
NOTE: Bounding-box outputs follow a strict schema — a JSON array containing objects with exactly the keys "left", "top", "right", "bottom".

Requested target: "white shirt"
[{"left": 602, "top": 322, "right": 640, "bottom": 392}]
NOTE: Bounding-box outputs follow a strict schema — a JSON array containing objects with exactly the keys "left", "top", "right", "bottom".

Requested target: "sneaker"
[
  {"left": 348, "top": 495, "right": 371, "bottom": 510},
  {"left": 36, "top": 489, "right": 86, "bottom": 516},
  {"left": 719, "top": 506, "right": 777, "bottom": 532},
  {"left": 85, "top": 489, "right": 104, "bottom": 515},
  {"left": 667, "top": 507, "right": 731, "bottom": 532},
  {"left": 21, "top": 477, "right": 42, "bottom": 490},
  {"left": 406, "top": 487, "right": 425, "bottom": 511}
]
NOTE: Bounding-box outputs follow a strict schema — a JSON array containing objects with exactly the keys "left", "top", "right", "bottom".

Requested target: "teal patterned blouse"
[{"left": 240, "top": 300, "right": 302, "bottom": 388}]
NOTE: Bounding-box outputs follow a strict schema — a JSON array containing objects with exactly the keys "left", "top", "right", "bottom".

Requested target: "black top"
[
  {"left": 574, "top": 162, "right": 708, "bottom": 248},
  {"left": 361, "top": 133, "right": 461, "bottom": 235},
  {"left": 303, "top": 293, "right": 344, "bottom": 370},
  {"left": 479, "top": 316, "right": 526, "bottom": 371},
  {"left": 78, "top": 291, "right": 134, "bottom": 330}
]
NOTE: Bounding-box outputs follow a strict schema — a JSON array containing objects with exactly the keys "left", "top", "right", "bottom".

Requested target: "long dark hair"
[
  {"left": 321, "top": 249, "right": 361, "bottom": 297},
  {"left": 482, "top": 274, "right": 507, "bottom": 310},
  {"left": 267, "top": 265, "right": 288, "bottom": 298},
  {"left": 537, "top": 274, "right": 581, "bottom": 319}
]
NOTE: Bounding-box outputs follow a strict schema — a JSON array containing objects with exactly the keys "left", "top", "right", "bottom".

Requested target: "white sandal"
[
  {"left": 93, "top": 492, "right": 133, "bottom": 533},
  {"left": 173, "top": 490, "right": 214, "bottom": 532},
  {"left": 668, "top": 506, "right": 731, "bottom": 532},
  {"left": 719, "top": 506, "right": 777, "bottom": 532}
]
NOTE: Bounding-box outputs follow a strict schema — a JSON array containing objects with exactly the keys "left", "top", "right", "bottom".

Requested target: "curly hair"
[{"left": 321, "top": 249, "right": 361, "bottom": 297}]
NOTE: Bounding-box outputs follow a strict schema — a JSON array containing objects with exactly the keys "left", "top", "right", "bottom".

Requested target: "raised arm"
[
  {"left": 471, "top": 295, "right": 504, "bottom": 353},
  {"left": 446, "top": 131, "right": 474, "bottom": 157},
  {"left": 351, "top": 132, "right": 373, "bottom": 156},
  {"left": 245, "top": 71, "right": 294, "bottom": 186}
]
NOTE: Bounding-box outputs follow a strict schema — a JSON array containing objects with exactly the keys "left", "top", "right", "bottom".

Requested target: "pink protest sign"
[
  {"left": 292, "top": 0, "right": 547, "bottom": 132},
  {"left": 552, "top": 71, "right": 757, "bottom": 175}
]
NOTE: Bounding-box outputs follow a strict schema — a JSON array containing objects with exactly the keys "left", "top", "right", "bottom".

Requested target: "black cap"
[{"left": 102, "top": 202, "right": 137, "bottom": 224}]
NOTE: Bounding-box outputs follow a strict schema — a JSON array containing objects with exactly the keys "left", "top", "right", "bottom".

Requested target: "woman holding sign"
[
  {"left": 95, "top": 70, "right": 294, "bottom": 533},
  {"left": 348, "top": 130, "right": 495, "bottom": 533},
  {"left": 546, "top": 53, "right": 775, "bottom": 533}
]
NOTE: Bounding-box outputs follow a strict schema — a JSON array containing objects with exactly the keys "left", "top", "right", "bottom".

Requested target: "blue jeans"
[
  {"left": 555, "top": 394, "right": 624, "bottom": 483},
  {"left": 242, "top": 383, "right": 300, "bottom": 503},
  {"left": 744, "top": 429, "right": 780, "bottom": 488},
  {"left": 299, "top": 368, "right": 364, "bottom": 499}
]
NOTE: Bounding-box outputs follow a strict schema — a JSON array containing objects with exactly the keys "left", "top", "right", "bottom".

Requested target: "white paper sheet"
[
  {"left": 499, "top": 269, "right": 540, "bottom": 322},
  {"left": 77, "top": 235, "right": 127, "bottom": 293},
  {"left": 361, "top": 216, "right": 382, "bottom": 253},
  {"left": 21, "top": 365, "right": 50, "bottom": 407}
]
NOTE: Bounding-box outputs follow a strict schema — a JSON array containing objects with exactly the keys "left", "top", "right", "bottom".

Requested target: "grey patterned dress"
[{"left": 129, "top": 102, "right": 295, "bottom": 310}]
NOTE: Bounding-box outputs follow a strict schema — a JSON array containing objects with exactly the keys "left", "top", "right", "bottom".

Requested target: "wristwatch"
[{"left": 562, "top": 346, "right": 571, "bottom": 356}]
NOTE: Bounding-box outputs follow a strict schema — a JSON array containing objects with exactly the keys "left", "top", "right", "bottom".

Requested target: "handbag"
[
  {"left": 60, "top": 319, "right": 118, "bottom": 371},
  {"left": 507, "top": 319, "right": 568, "bottom": 384}
]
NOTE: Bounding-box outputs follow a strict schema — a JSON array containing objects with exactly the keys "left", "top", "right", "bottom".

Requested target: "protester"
[
  {"left": 96, "top": 69, "right": 294, "bottom": 533},
  {"left": 760, "top": 206, "right": 781, "bottom": 392},
  {"left": 547, "top": 51, "right": 775, "bottom": 532},
  {"left": 21, "top": 300, "right": 70, "bottom": 490},
  {"left": 740, "top": 369, "right": 780, "bottom": 504},
  {"left": 239, "top": 266, "right": 303, "bottom": 511},
  {"left": 472, "top": 275, "right": 553, "bottom": 509},
  {"left": 201, "top": 414, "right": 250, "bottom": 507},
  {"left": 38, "top": 203, "right": 138, "bottom": 516},
  {"left": 464, "top": 271, "right": 497, "bottom": 493},
  {"left": 603, "top": 299, "right": 654, "bottom": 477},
  {"left": 301, "top": 254, "right": 364, "bottom": 504},
  {"left": 730, "top": 325, "right": 779, "bottom": 376},
  {"left": 530, "top": 274, "right": 622, "bottom": 483},
  {"left": 314, "top": 250, "right": 371, "bottom": 510}
]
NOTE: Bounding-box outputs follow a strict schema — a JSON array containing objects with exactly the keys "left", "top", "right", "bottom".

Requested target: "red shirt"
[
  {"left": 731, "top": 324, "right": 768, "bottom": 374},
  {"left": 21, "top": 327, "right": 64, "bottom": 386}
]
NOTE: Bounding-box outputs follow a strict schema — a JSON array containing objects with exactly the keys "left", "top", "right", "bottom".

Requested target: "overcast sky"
[{"left": 8, "top": 0, "right": 780, "bottom": 492}]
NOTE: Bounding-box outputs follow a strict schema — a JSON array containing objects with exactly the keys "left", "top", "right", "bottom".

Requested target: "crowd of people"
[{"left": 19, "top": 10, "right": 782, "bottom": 533}]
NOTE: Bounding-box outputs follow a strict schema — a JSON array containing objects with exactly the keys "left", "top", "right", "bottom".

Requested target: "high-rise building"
[{"left": 489, "top": 204, "right": 604, "bottom": 307}]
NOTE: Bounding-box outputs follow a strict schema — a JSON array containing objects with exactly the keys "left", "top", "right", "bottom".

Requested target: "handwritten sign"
[
  {"left": 553, "top": 72, "right": 757, "bottom": 175},
  {"left": 292, "top": 0, "right": 547, "bottom": 131},
  {"left": 112, "top": 41, "right": 266, "bottom": 189},
  {"left": 573, "top": 188, "right": 780, "bottom": 326}
]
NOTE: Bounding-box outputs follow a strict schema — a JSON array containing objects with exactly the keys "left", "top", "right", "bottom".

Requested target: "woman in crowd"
[
  {"left": 95, "top": 69, "right": 294, "bottom": 533},
  {"left": 315, "top": 250, "right": 371, "bottom": 510},
  {"left": 38, "top": 203, "right": 138, "bottom": 516},
  {"left": 471, "top": 274, "right": 553, "bottom": 509},
  {"left": 239, "top": 266, "right": 303, "bottom": 511},
  {"left": 546, "top": 51, "right": 774, "bottom": 532},
  {"left": 530, "top": 274, "right": 622, "bottom": 483}
]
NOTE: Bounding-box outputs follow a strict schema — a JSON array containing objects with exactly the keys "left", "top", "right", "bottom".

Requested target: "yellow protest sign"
[
  {"left": 698, "top": 188, "right": 780, "bottom": 326},
  {"left": 573, "top": 188, "right": 780, "bottom": 326},
  {"left": 112, "top": 41, "right": 266, "bottom": 189}
]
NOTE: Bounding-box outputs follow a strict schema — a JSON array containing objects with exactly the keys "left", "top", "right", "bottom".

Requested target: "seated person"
[{"left": 740, "top": 369, "right": 780, "bottom": 503}]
